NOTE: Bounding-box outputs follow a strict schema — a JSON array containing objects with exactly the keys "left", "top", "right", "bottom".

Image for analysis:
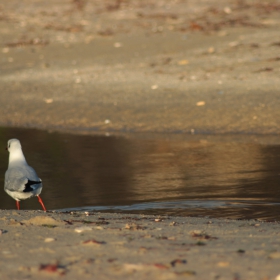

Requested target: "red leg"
[
  {"left": 16, "top": 200, "right": 20, "bottom": 210},
  {"left": 37, "top": 195, "right": 47, "bottom": 212}
]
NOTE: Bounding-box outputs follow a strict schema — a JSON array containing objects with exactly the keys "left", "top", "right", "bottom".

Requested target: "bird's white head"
[
  {"left": 7, "top": 139, "right": 22, "bottom": 153},
  {"left": 7, "top": 139, "right": 27, "bottom": 166}
]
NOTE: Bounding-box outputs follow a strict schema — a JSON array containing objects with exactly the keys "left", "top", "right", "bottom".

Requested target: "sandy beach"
[
  {"left": 1, "top": 0, "right": 280, "bottom": 279},
  {"left": 0, "top": 0, "right": 280, "bottom": 134},
  {"left": 0, "top": 210, "right": 279, "bottom": 280}
]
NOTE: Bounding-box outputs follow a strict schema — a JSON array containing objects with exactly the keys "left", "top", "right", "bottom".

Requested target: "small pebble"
[
  {"left": 224, "top": 7, "right": 232, "bottom": 14},
  {"left": 2, "top": 47, "right": 9, "bottom": 53},
  {"left": 75, "top": 226, "right": 92, "bottom": 233},
  {"left": 217, "top": 262, "right": 229, "bottom": 267},
  {"left": 177, "top": 59, "right": 189, "bottom": 65},
  {"left": 95, "top": 226, "right": 104, "bottom": 230},
  {"left": 196, "top": 101, "right": 205, "bottom": 106},
  {"left": 44, "top": 99, "right": 53, "bottom": 104},
  {"left": 45, "top": 238, "right": 55, "bottom": 242},
  {"left": 114, "top": 42, "right": 122, "bottom": 48}
]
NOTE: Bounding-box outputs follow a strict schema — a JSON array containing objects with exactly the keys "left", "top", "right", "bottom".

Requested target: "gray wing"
[{"left": 4, "top": 165, "right": 41, "bottom": 192}]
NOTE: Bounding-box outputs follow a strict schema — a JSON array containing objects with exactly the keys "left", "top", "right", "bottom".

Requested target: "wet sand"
[
  {"left": 1, "top": 210, "right": 280, "bottom": 280},
  {"left": 1, "top": 0, "right": 280, "bottom": 279}
]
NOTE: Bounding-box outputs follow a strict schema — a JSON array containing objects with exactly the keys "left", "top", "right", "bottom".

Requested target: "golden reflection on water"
[{"left": 130, "top": 140, "right": 265, "bottom": 200}]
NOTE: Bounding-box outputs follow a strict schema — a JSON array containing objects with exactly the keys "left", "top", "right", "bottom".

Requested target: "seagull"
[{"left": 4, "top": 139, "right": 46, "bottom": 211}]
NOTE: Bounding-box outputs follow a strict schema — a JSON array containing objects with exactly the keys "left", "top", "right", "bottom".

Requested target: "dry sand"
[
  {"left": 0, "top": 0, "right": 280, "bottom": 134},
  {"left": 0, "top": 210, "right": 280, "bottom": 280},
  {"left": 1, "top": 0, "right": 280, "bottom": 279}
]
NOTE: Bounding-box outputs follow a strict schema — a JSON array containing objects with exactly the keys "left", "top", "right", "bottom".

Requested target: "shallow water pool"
[{"left": 1, "top": 127, "right": 280, "bottom": 221}]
